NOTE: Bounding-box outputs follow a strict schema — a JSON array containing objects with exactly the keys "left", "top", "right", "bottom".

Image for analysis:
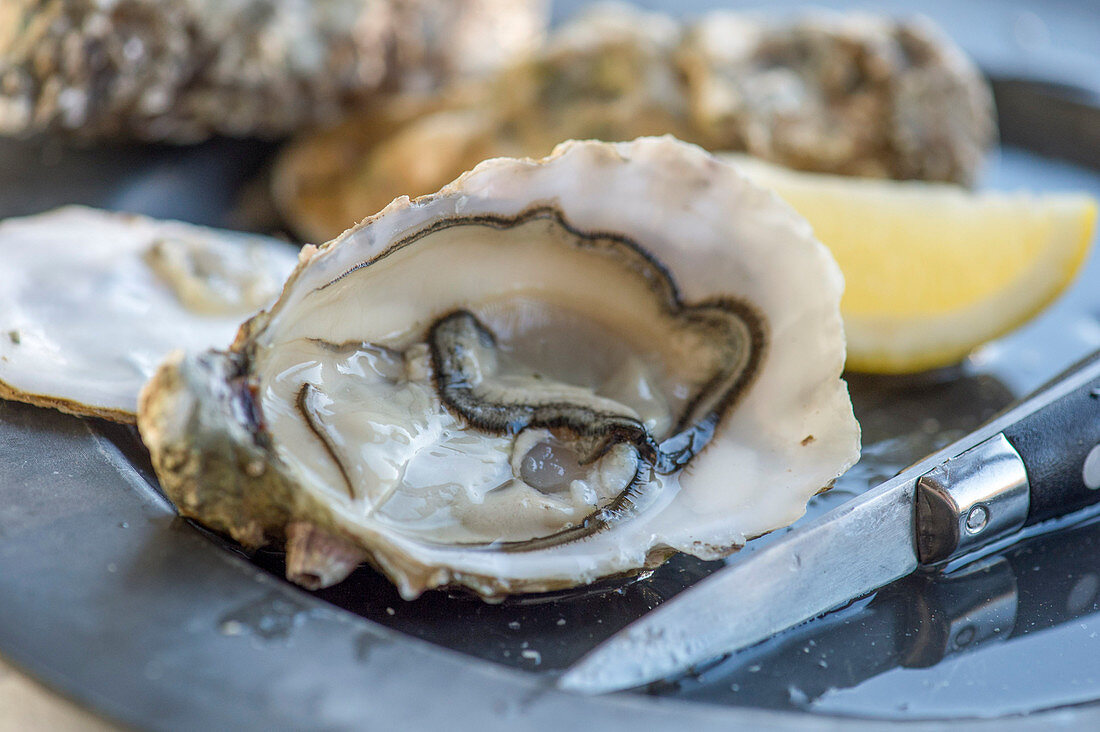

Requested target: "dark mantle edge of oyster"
[{"left": 3, "top": 59, "right": 1100, "bottom": 732}]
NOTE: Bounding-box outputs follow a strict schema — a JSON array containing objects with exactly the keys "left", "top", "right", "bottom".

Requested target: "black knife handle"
[{"left": 1001, "top": 351, "right": 1100, "bottom": 526}]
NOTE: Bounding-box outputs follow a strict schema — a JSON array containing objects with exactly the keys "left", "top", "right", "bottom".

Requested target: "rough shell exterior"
[
  {"left": 680, "top": 10, "right": 996, "bottom": 185},
  {"left": 0, "top": 0, "right": 546, "bottom": 142},
  {"left": 273, "top": 5, "right": 996, "bottom": 241},
  {"left": 272, "top": 3, "right": 690, "bottom": 241}
]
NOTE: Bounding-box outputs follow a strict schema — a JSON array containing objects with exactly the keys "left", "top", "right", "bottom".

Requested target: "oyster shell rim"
[{"left": 0, "top": 378, "right": 137, "bottom": 424}]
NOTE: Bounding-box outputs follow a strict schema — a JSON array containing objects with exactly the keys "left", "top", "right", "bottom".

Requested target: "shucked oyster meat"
[
  {"left": 139, "top": 138, "right": 860, "bottom": 599},
  {"left": 0, "top": 207, "right": 298, "bottom": 422}
]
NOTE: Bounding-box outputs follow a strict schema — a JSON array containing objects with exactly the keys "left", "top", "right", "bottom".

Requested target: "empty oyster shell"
[
  {"left": 0, "top": 207, "right": 298, "bottom": 422},
  {"left": 139, "top": 137, "right": 860, "bottom": 599}
]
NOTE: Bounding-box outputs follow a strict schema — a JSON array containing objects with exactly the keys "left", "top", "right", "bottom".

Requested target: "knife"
[
  {"left": 671, "top": 510, "right": 1100, "bottom": 709},
  {"left": 558, "top": 349, "right": 1100, "bottom": 694}
]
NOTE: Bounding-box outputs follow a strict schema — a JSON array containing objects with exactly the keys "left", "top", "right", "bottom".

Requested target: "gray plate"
[{"left": 2, "top": 1, "right": 1100, "bottom": 728}]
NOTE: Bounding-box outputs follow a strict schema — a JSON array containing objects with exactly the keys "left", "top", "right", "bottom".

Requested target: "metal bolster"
[{"left": 915, "top": 433, "right": 1030, "bottom": 566}]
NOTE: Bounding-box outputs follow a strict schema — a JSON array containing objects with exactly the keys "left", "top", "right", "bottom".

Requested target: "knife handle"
[
  {"left": 917, "top": 350, "right": 1100, "bottom": 565},
  {"left": 1002, "top": 351, "right": 1100, "bottom": 526}
]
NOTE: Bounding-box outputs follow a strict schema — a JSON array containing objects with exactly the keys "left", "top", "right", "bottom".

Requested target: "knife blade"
[{"left": 559, "top": 349, "right": 1100, "bottom": 694}]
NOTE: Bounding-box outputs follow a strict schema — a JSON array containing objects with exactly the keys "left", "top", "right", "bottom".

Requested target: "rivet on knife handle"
[{"left": 915, "top": 434, "right": 1030, "bottom": 565}]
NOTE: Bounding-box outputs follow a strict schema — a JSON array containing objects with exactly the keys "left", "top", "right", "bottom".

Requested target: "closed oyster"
[
  {"left": 274, "top": 4, "right": 995, "bottom": 242},
  {"left": 0, "top": 207, "right": 298, "bottom": 422},
  {"left": 0, "top": 0, "right": 546, "bottom": 142},
  {"left": 139, "top": 138, "right": 859, "bottom": 599},
  {"left": 679, "top": 10, "right": 995, "bottom": 184},
  {"left": 273, "top": 3, "right": 689, "bottom": 242}
]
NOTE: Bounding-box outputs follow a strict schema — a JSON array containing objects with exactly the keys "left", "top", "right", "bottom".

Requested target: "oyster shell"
[
  {"left": 272, "top": 3, "right": 689, "bottom": 242},
  {"left": 0, "top": 207, "right": 298, "bottom": 422},
  {"left": 0, "top": 0, "right": 546, "bottom": 142},
  {"left": 274, "top": 4, "right": 994, "bottom": 241},
  {"left": 679, "top": 10, "right": 995, "bottom": 184},
  {"left": 139, "top": 137, "right": 860, "bottom": 599}
]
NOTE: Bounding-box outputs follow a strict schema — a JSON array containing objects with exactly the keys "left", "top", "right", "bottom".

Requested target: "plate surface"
[{"left": 2, "top": 1, "right": 1100, "bottom": 728}]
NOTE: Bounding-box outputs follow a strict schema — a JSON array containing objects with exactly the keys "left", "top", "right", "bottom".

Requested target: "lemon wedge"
[{"left": 725, "top": 154, "right": 1098, "bottom": 374}]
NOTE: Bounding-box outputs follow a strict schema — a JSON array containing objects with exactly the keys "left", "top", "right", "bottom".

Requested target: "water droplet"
[
  {"left": 788, "top": 685, "right": 809, "bottom": 705},
  {"left": 521, "top": 649, "right": 542, "bottom": 664},
  {"left": 216, "top": 591, "right": 309, "bottom": 641},
  {"left": 556, "top": 618, "right": 566, "bottom": 626},
  {"left": 119, "top": 521, "right": 129, "bottom": 529},
  {"left": 220, "top": 620, "right": 244, "bottom": 636},
  {"left": 508, "top": 620, "right": 521, "bottom": 630},
  {"left": 385, "top": 607, "right": 395, "bottom": 616}
]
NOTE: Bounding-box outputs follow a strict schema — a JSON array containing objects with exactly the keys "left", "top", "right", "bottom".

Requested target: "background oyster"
[
  {"left": 273, "top": 3, "right": 995, "bottom": 242},
  {"left": 680, "top": 10, "right": 994, "bottom": 183},
  {"left": 0, "top": 206, "right": 298, "bottom": 421},
  {"left": 0, "top": 0, "right": 546, "bottom": 142},
  {"left": 138, "top": 137, "right": 860, "bottom": 600}
]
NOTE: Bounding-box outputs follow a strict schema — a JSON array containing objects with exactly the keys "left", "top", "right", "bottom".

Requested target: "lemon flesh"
[{"left": 726, "top": 155, "right": 1098, "bottom": 374}]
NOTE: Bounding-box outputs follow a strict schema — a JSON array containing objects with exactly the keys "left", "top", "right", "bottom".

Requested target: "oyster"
[
  {"left": 0, "top": 207, "right": 298, "bottom": 422},
  {"left": 273, "top": 3, "right": 689, "bottom": 242},
  {"left": 680, "top": 10, "right": 995, "bottom": 184},
  {"left": 139, "top": 138, "right": 860, "bottom": 599},
  {"left": 0, "top": 0, "right": 546, "bottom": 142},
  {"left": 274, "top": 3, "right": 995, "bottom": 241}
]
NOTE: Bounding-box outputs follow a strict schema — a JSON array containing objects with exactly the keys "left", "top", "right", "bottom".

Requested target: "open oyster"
[
  {"left": 139, "top": 138, "right": 859, "bottom": 599},
  {"left": 0, "top": 207, "right": 298, "bottom": 422}
]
